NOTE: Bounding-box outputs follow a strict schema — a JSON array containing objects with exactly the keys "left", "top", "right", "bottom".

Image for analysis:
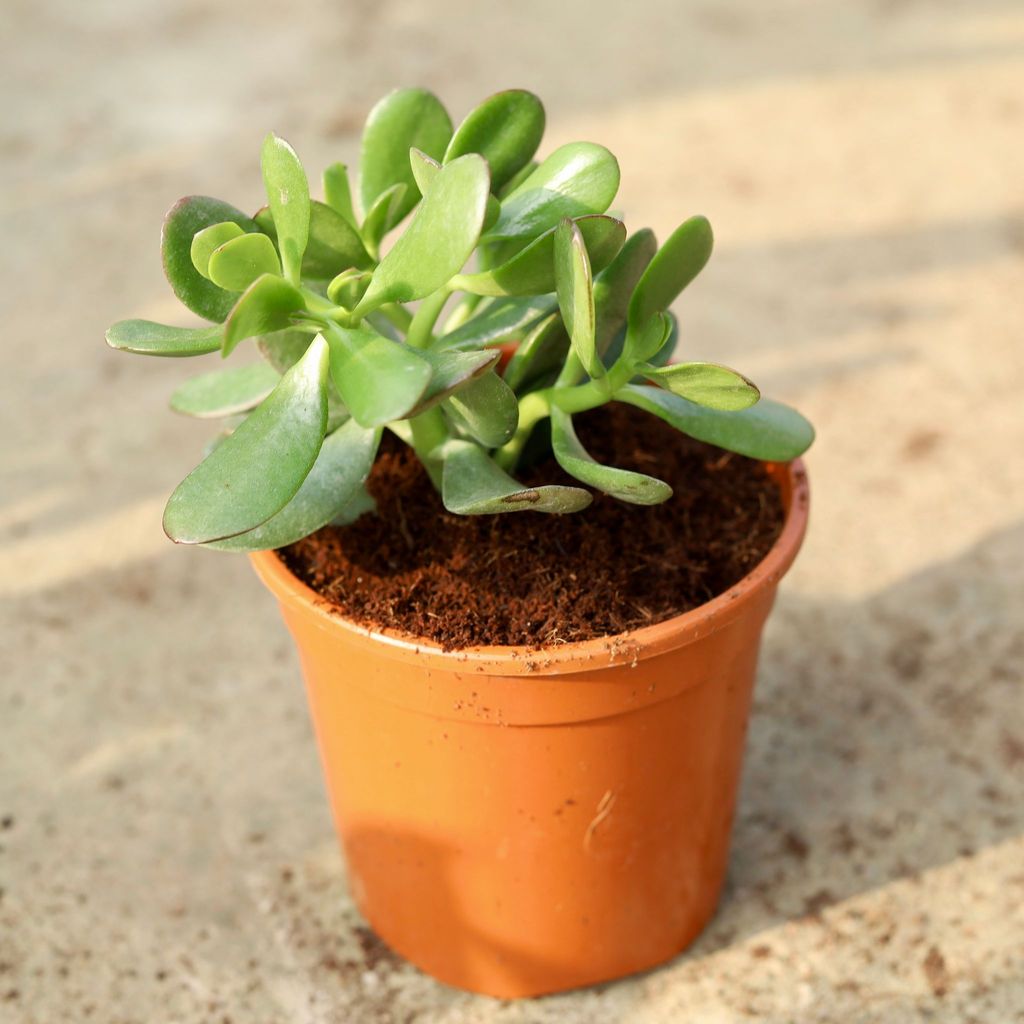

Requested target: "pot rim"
[{"left": 250, "top": 458, "right": 809, "bottom": 676}]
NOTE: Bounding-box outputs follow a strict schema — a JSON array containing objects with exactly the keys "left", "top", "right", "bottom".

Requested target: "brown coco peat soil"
[{"left": 281, "top": 404, "right": 784, "bottom": 649}]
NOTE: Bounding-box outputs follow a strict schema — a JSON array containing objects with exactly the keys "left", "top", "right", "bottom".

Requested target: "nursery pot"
[{"left": 250, "top": 459, "right": 809, "bottom": 998}]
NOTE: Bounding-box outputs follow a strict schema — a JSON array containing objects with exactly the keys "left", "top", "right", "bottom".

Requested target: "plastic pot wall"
[{"left": 250, "top": 459, "right": 809, "bottom": 997}]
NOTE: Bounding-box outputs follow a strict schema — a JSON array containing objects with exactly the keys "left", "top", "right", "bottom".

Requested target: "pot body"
[{"left": 250, "top": 460, "right": 808, "bottom": 997}]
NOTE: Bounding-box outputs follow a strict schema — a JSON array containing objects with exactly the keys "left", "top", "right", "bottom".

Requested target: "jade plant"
[{"left": 107, "top": 88, "right": 813, "bottom": 550}]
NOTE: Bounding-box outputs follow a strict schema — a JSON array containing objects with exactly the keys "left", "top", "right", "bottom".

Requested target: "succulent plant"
[{"left": 107, "top": 88, "right": 814, "bottom": 550}]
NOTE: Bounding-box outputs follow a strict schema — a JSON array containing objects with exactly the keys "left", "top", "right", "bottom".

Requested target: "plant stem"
[
  {"left": 406, "top": 289, "right": 451, "bottom": 349},
  {"left": 495, "top": 357, "right": 638, "bottom": 472},
  {"left": 407, "top": 406, "right": 448, "bottom": 487},
  {"left": 494, "top": 390, "right": 550, "bottom": 471},
  {"left": 441, "top": 293, "right": 482, "bottom": 334},
  {"left": 378, "top": 303, "right": 413, "bottom": 333}
]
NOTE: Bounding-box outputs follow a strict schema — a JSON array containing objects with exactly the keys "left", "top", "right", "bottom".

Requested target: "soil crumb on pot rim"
[{"left": 280, "top": 404, "right": 784, "bottom": 649}]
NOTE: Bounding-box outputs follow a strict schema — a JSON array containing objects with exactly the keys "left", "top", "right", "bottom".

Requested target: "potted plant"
[{"left": 107, "top": 87, "right": 813, "bottom": 998}]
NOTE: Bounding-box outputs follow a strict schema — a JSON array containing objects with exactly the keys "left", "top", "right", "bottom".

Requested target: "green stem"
[
  {"left": 441, "top": 293, "right": 482, "bottom": 334},
  {"left": 406, "top": 288, "right": 451, "bottom": 349},
  {"left": 378, "top": 303, "right": 413, "bottom": 334},
  {"left": 494, "top": 390, "right": 550, "bottom": 472},
  {"left": 495, "top": 355, "right": 639, "bottom": 472},
  {"left": 407, "top": 406, "right": 449, "bottom": 488}
]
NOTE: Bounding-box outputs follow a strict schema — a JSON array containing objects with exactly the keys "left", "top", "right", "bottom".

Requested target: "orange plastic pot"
[{"left": 250, "top": 459, "right": 809, "bottom": 998}]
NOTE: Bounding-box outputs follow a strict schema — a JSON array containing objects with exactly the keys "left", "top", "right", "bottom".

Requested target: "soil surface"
[{"left": 280, "top": 404, "right": 784, "bottom": 648}]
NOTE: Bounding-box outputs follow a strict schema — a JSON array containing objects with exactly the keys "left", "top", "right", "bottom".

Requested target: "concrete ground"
[{"left": 2, "top": 0, "right": 1023, "bottom": 1020}]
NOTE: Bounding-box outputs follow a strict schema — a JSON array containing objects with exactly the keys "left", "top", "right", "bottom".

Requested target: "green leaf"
[
  {"left": 360, "top": 183, "right": 407, "bottom": 255},
  {"left": 435, "top": 295, "right": 555, "bottom": 351},
  {"left": 442, "top": 440, "right": 592, "bottom": 515},
  {"left": 256, "top": 328, "right": 315, "bottom": 371},
  {"left": 354, "top": 154, "right": 490, "bottom": 315},
  {"left": 205, "top": 418, "right": 381, "bottom": 551},
  {"left": 223, "top": 274, "right": 306, "bottom": 357},
  {"left": 409, "top": 348, "right": 500, "bottom": 414},
  {"left": 105, "top": 320, "right": 222, "bottom": 357},
  {"left": 644, "top": 362, "right": 759, "bottom": 411},
  {"left": 498, "top": 159, "right": 537, "bottom": 199},
  {"left": 451, "top": 214, "right": 625, "bottom": 297},
  {"left": 326, "top": 268, "right": 371, "bottom": 307},
  {"left": 162, "top": 196, "right": 258, "bottom": 322},
  {"left": 444, "top": 89, "right": 545, "bottom": 191},
  {"left": 649, "top": 313, "right": 679, "bottom": 367},
  {"left": 359, "top": 88, "right": 452, "bottom": 225},
  {"left": 443, "top": 370, "right": 518, "bottom": 448},
  {"left": 555, "top": 218, "right": 601, "bottom": 378},
  {"left": 255, "top": 200, "right": 370, "bottom": 279},
  {"left": 207, "top": 232, "right": 282, "bottom": 292},
  {"left": 324, "top": 322, "right": 431, "bottom": 426},
  {"left": 190, "top": 221, "right": 245, "bottom": 279},
  {"left": 163, "top": 336, "right": 329, "bottom": 544},
  {"left": 331, "top": 482, "right": 377, "bottom": 525},
  {"left": 550, "top": 406, "right": 671, "bottom": 505},
  {"left": 628, "top": 215, "right": 713, "bottom": 330},
  {"left": 593, "top": 228, "right": 657, "bottom": 356},
  {"left": 409, "top": 146, "right": 441, "bottom": 193},
  {"left": 616, "top": 384, "right": 814, "bottom": 461},
  {"left": 323, "top": 162, "right": 357, "bottom": 227},
  {"left": 485, "top": 142, "right": 620, "bottom": 241},
  {"left": 169, "top": 362, "right": 281, "bottom": 418},
  {"left": 623, "top": 311, "right": 672, "bottom": 364},
  {"left": 502, "top": 312, "right": 568, "bottom": 391},
  {"left": 261, "top": 133, "right": 311, "bottom": 285}
]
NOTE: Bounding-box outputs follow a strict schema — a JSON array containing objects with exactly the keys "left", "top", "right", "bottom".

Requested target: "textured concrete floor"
[{"left": 2, "top": 0, "right": 1024, "bottom": 1020}]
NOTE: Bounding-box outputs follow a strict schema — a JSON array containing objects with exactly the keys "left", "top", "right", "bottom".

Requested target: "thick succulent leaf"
[
  {"left": 323, "top": 162, "right": 357, "bottom": 227},
  {"left": 326, "top": 268, "right": 371, "bottom": 307},
  {"left": 442, "top": 440, "right": 592, "bottom": 515},
  {"left": 443, "top": 370, "right": 518, "bottom": 447},
  {"left": 435, "top": 295, "right": 555, "bottom": 351},
  {"left": 256, "top": 328, "right": 314, "bottom": 371},
  {"left": 452, "top": 215, "right": 625, "bottom": 297},
  {"left": 255, "top": 199, "right": 369, "bottom": 280},
  {"left": 105, "top": 320, "right": 222, "bottom": 357},
  {"left": 409, "top": 146, "right": 503, "bottom": 231},
  {"left": 628, "top": 215, "right": 713, "bottom": 330},
  {"left": 623, "top": 311, "right": 672, "bottom": 364},
  {"left": 498, "top": 159, "right": 537, "bottom": 199},
  {"left": 223, "top": 274, "right": 306, "bottom": 357},
  {"left": 644, "top": 361, "right": 760, "bottom": 411},
  {"left": 409, "top": 348, "right": 500, "bottom": 414},
  {"left": 409, "top": 146, "right": 441, "bottom": 193},
  {"left": 261, "top": 133, "right": 310, "bottom": 284},
  {"left": 331, "top": 483, "right": 377, "bottom": 525},
  {"left": 360, "top": 183, "right": 407, "bottom": 255},
  {"left": 354, "top": 154, "right": 490, "bottom": 315},
  {"left": 359, "top": 88, "right": 452, "bottom": 225},
  {"left": 555, "top": 218, "right": 601, "bottom": 378},
  {"left": 443, "top": 89, "right": 545, "bottom": 191},
  {"left": 550, "top": 406, "right": 671, "bottom": 505},
  {"left": 649, "top": 313, "right": 679, "bottom": 367},
  {"left": 207, "top": 232, "right": 282, "bottom": 291},
  {"left": 206, "top": 419, "right": 381, "bottom": 551},
  {"left": 616, "top": 384, "right": 814, "bottom": 461},
  {"left": 502, "top": 312, "right": 569, "bottom": 390},
  {"left": 190, "top": 221, "right": 245, "bottom": 279},
  {"left": 163, "top": 336, "right": 329, "bottom": 544},
  {"left": 593, "top": 228, "right": 657, "bottom": 356},
  {"left": 324, "top": 322, "right": 431, "bottom": 427},
  {"left": 169, "top": 362, "right": 281, "bottom": 418},
  {"left": 485, "top": 142, "right": 620, "bottom": 241},
  {"left": 162, "top": 196, "right": 258, "bottom": 322}
]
